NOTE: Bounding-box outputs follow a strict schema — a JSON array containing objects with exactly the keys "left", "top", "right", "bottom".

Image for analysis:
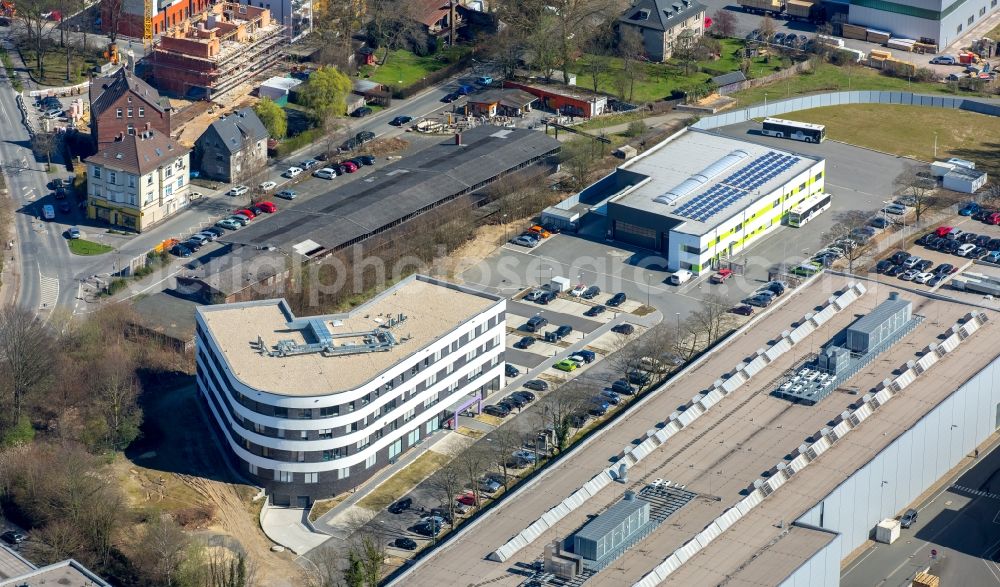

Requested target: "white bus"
[
  {"left": 787, "top": 192, "right": 832, "bottom": 227},
  {"left": 761, "top": 117, "right": 826, "bottom": 143}
]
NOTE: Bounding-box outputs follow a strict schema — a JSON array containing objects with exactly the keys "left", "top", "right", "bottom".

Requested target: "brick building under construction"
[{"left": 150, "top": 2, "right": 284, "bottom": 100}]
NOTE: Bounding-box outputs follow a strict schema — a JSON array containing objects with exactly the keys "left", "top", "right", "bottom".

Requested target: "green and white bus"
[{"left": 787, "top": 192, "right": 832, "bottom": 227}]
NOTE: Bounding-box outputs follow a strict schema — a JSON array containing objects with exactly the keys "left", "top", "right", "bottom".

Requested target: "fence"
[
  {"left": 718, "top": 60, "right": 813, "bottom": 96},
  {"left": 692, "top": 90, "right": 1000, "bottom": 130},
  {"left": 393, "top": 52, "right": 475, "bottom": 100}
]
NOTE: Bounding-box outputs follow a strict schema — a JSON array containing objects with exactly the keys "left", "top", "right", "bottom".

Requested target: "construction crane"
[{"left": 143, "top": 0, "right": 153, "bottom": 49}]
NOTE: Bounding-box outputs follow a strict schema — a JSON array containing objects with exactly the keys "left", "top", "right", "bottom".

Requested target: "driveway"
[{"left": 260, "top": 505, "right": 330, "bottom": 556}]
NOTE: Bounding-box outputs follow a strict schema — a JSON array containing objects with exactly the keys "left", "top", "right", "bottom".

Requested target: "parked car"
[
  {"left": 513, "top": 390, "right": 536, "bottom": 402},
  {"left": 959, "top": 202, "right": 980, "bottom": 216},
  {"left": 611, "top": 323, "right": 635, "bottom": 335},
  {"left": 505, "top": 364, "right": 520, "bottom": 377},
  {"left": 957, "top": 243, "right": 977, "bottom": 257},
  {"left": 392, "top": 537, "right": 417, "bottom": 550},
  {"left": 66, "top": 226, "right": 81, "bottom": 239},
  {"left": 574, "top": 350, "right": 596, "bottom": 363},
  {"left": 525, "top": 316, "right": 548, "bottom": 332},
  {"left": 282, "top": 166, "right": 303, "bottom": 178},
  {"left": 483, "top": 404, "right": 510, "bottom": 418},
  {"left": 884, "top": 203, "right": 907, "bottom": 215},
  {"left": 338, "top": 161, "right": 359, "bottom": 173},
  {"left": 351, "top": 106, "right": 373, "bottom": 117},
  {"left": 504, "top": 393, "right": 529, "bottom": 408},
  {"left": 511, "top": 235, "right": 538, "bottom": 248},
  {"left": 234, "top": 208, "right": 256, "bottom": 219},
  {"left": 170, "top": 244, "right": 193, "bottom": 257},
  {"left": 276, "top": 190, "right": 297, "bottom": 200},
  {"left": 899, "top": 269, "right": 920, "bottom": 281},
  {"left": 570, "top": 283, "right": 588, "bottom": 297},
  {"left": 389, "top": 115, "right": 413, "bottom": 126},
  {"left": 512, "top": 450, "right": 537, "bottom": 464},
  {"left": 216, "top": 218, "right": 241, "bottom": 230},
  {"left": 627, "top": 370, "right": 651, "bottom": 385},
  {"left": 555, "top": 325, "right": 573, "bottom": 338},
  {"left": 913, "top": 272, "right": 934, "bottom": 284},
  {"left": 227, "top": 185, "right": 249, "bottom": 197},
  {"left": 934, "top": 263, "right": 955, "bottom": 275},
  {"left": 554, "top": 359, "right": 578, "bottom": 372},
  {"left": 582, "top": 286, "right": 600, "bottom": 299},
  {"left": 412, "top": 521, "right": 441, "bottom": 537},
  {"left": 930, "top": 55, "right": 957, "bottom": 65},
  {"left": 900, "top": 508, "right": 918, "bottom": 528},
  {"left": 600, "top": 389, "right": 621, "bottom": 405},
  {"left": 527, "top": 225, "right": 551, "bottom": 239},
  {"left": 358, "top": 154, "right": 377, "bottom": 166},
  {"left": 869, "top": 216, "right": 890, "bottom": 230},
  {"left": 584, "top": 305, "right": 605, "bottom": 317},
  {"left": 228, "top": 214, "right": 250, "bottom": 226},
  {"left": 730, "top": 304, "right": 754, "bottom": 316},
  {"left": 313, "top": 167, "right": 338, "bottom": 179},
  {"left": 874, "top": 260, "right": 893, "bottom": 273},
  {"left": 710, "top": 268, "right": 734, "bottom": 283},
  {"left": 611, "top": 379, "right": 635, "bottom": 395},
  {"left": 607, "top": 292, "right": 627, "bottom": 307},
  {"left": 388, "top": 497, "right": 412, "bottom": 514},
  {"left": 523, "top": 379, "right": 549, "bottom": 392},
  {"left": 514, "top": 336, "right": 535, "bottom": 349},
  {"left": 257, "top": 201, "right": 278, "bottom": 213},
  {"left": 479, "top": 478, "right": 502, "bottom": 494},
  {"left": 441, "top": 92, "right": 461, "bottom": 103},
  {"left": 1, "top": 530, "right": 26, "bottom": 545}
]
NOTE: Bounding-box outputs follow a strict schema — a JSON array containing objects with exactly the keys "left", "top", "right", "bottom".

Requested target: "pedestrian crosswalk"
[
  {"left": 38, "top": 274, "right": 58, "bottom": 309},
  {"left": 951, "top": 484, "right": 1000, "bottom": 501}
]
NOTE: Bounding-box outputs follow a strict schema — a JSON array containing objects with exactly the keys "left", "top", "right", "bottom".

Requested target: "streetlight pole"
[{"left": 933, "top": 131, "right": 938, "bottom": 159}]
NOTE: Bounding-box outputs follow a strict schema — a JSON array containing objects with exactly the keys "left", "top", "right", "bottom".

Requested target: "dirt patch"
[
  {"left": 125, "top": 384, "right": 304, "bottom": 586},
  {"left": 473, "top": 413, "right": 504, "bottom": 427},
  {"left": 442, "top": 223, "right": 508, "bottom": 281},
  {"left": 175, "top": 96, "right": 261, "bottom": 147},
  {"left": 455, "top": 426, "right": 486, "bottom": 439},
  {"left": 364, "top": 136, "right": 409, "bottom": 156}
]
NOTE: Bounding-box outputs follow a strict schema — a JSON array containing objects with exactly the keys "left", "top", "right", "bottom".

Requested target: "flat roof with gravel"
[{"left": 197, "top": 276, "right": 500, "bottom": 396}]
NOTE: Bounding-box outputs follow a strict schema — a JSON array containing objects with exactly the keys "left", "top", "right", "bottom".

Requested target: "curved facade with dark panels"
[{"left": 195, "top": 275, "right": 505, "bottom": 506}]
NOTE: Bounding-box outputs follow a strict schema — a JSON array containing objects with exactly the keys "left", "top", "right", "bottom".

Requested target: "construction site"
[{"left": 150, "top": 2, "right": 285, "bottom": 101}]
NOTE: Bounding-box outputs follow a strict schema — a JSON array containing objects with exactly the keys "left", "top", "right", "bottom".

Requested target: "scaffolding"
[{"left": 151, "top": 2, "right": 286, "bottom": 100}]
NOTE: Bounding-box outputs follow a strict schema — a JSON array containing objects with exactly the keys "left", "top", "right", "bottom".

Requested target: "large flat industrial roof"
[
  {"left": 609, "top": 129, "right": 821, "bottom": 235},
  {"left": 394, "top": 276, "right": 997, "bottom": 586},
  {"left": 221, "top": 126, "right": 560, "bottom": 256},
  {"left": 197, "top": 275, "right": 500, "bottom": 396}
]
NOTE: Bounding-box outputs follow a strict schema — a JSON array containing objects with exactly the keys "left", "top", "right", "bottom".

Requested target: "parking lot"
[{"left": 870, "top": 212, "right": 1000, "bottom": 307}]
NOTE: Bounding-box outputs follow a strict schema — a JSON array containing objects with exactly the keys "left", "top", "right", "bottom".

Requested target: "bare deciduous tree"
[
  {"left": 616, "top": 26, "right": 645, "bottom": 102},
  {"left": 459, "top": 443, "right": 491, "bottom": 508},
  {"left": 427, "top": 460, "right": 464, "bottom": 529},
  {"left": 0, "top": 307, "right": 54, "bottom": 434},
  {"left": 484, "top": 423, "right": 523, "bottom": 488},
  {"left": 823, "top": 210, "right": 872, "bottom": 273},
  {"left": 710, "top": 9, "right": 737, "bottom": 38},
  {"left": 538, "top": 381, "right": 592, "bottom": 453},
  {"left": 131, "top": 516, "right": 190, "bottom": 586},
  {"left": 894, "top": 163, "right": 938, "bottom": 224}
]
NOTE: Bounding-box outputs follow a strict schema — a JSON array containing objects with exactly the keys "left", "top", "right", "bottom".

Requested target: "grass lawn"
[
  {"left": 68, "top": 239, "right": 113, "bottom": 255},
  {"left": 19, "top": 46, "right": 101, "bottom": 86},
  {"left": 785, "top": 104, "right": 1000, "bottom": 176},
  {"left": 356, "top": 449, "right": 452, "bottom": 511},
  {"left": 730, "top": 62, "right": 975, "bottom": 106},
  {"left": 568, "top": 38, "right": 784, "bottom": 103},
  {"left": 364, "top": 47, "right": 469, "bottom": 89}
]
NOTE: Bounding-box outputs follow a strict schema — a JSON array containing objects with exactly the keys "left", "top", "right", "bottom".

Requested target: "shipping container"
[
  {"left": 785, "top": 0, "right": 813, "bottom": 19},
  {"left": 738, "top": 0, "right": 784, "bottom": 15}
]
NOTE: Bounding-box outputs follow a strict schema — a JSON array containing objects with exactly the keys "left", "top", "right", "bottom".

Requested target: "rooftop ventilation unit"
[
  {"left": 260, "top": 313, "right": 409, "bottom": 358},
  {"left": 654, "top": 149, "right": 750, "bottom": 205}
]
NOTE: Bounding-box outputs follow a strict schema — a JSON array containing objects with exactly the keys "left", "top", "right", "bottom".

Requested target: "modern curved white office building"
[{"left": 195, "top": 275, "right": 506, "bottom": 506}]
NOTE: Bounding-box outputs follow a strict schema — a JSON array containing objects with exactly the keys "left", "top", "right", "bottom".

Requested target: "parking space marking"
[{"left": 992, "top": 509, "right": 1000, "bottom": 525}]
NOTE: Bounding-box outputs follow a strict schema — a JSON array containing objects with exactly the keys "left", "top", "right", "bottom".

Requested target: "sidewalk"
[{"left": 259, "top": 505, "right": 330, "bottom": 555}]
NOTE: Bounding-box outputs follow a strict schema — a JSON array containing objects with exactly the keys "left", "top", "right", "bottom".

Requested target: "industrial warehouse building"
[
  {"left": 389, "top": 278, "right": 1000, "bottom": 587},
  {"left": 602, "top": 130, "right": 826, "bottom": 273},
  {"left": 195, "top": 275, "right": 505, "bottom": 506},
  {"left": 846, "top": 0, "right": 998, "bottom": 50}
]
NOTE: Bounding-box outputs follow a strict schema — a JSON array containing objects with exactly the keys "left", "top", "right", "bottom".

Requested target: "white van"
[{"left": 668, "top": 269, "right": 693, "bottom": 285}]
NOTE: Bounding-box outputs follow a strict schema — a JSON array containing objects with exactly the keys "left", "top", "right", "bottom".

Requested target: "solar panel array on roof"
[{"left": 673, "top": 151, "right": 801, "bottom": 222}]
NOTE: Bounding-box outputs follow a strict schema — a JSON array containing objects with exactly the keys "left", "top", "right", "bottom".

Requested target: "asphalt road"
[{"left": 842, "top": 439, "right": 1000, "bottom": 587}]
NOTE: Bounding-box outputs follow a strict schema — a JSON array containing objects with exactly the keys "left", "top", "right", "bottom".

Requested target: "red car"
[
  {"left": 235, "top": 208, "right": 256, "bottom": 219},
  {"left": 989, "top": 213, "right": 1000, "bottom": 225},
  {"left": 935, "top": 226, "right": 952, "bottom": 237},
  {"left": 340, "top": 161, "right": 359, "bottom": 173},
  {"left": 257, "top": 201, "right": 277, "bottom": 213},
  {"left": 456, "top": 491, "right": 477, "bottom": 506},
  {"left": 710, "top": 268, "right": 733, "bottom": 284}
]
